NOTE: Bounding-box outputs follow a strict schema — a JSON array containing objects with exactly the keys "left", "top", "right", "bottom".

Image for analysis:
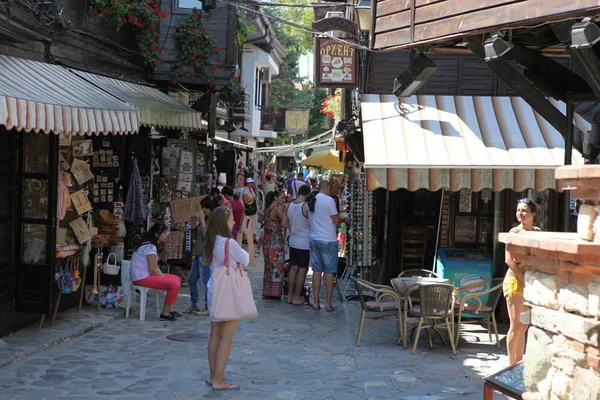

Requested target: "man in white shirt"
[
  {"left": 287, "top": 184, "right": 311, "bottom": 305},
  {"left": 308, "top": 180, "right": 349, "bottom": 311},
  {"left": 291, "top": 172, "right": 308, "bottom": 200},
  {"left": 241, "top": 178, "right": 258, "bottom": 242}
]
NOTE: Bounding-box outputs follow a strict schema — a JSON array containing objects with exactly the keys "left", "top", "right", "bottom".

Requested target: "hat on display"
[
  {"left": 246, "top": 178, "right": 254, "bottom": 183},
  {"left": 218, "top": 173, "right": 227, "bottom": 184}
]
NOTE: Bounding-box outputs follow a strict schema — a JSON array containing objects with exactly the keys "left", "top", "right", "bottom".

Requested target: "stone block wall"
[{"left": 499, "top": 233, "right": 600, "bottom": 400}]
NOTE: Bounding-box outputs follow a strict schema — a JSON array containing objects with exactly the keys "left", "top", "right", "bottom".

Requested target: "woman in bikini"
[{"left": 504, "top": 198, "right": 540, "bottom": 365}]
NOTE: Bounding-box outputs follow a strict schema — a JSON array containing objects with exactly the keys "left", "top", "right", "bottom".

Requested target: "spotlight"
[{"left": 392, "top": 54, "right": 437, "bottom": 98}]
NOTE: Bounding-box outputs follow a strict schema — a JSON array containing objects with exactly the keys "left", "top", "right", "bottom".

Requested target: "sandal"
[
  {"left": 169, "top": 311, "right": 182, "bottom": 317},
  {"left": 159, "top": 313, "right": 177, "bottom": 321},
  {"left": 205, "top": 378, "right": 212, "bottom": 387},
  {"left": 212, "top": 383, "right": 240, "bottom": 391}
]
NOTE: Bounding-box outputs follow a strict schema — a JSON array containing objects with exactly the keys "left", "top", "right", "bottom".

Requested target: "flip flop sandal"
[
  {"left": 326, "top": 307, "right": 335, "bottom": 312},
  {"left": 212, "top": 383, "right": 240, "bottom": 391},
  {"left": 205, "top": 378, "right": 212, "bottom": 387}
]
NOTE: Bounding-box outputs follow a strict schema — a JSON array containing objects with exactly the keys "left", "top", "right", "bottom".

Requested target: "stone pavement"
[{"left": 0, "top": 255, "right": 512, "bottom": 400}]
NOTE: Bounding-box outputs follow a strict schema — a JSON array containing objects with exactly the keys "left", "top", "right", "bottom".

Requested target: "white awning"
[
  {"left": 213, "top": 136, "right": 255, "bottom": 151},
  {"left": 0, "top": 55, "right": 138, "bottom": 135},
  {"left": 361, "top": 94, "right": 586, "bottom": 192},
  {"left": 70, "top": 69, "right": 205, "bottom": 130}
]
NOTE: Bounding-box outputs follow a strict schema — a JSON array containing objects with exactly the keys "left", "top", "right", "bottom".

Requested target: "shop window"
[
  {"left": 23, "top": 179, "right": 48, "bottom": 219},
  {"left": 178, "top": 0, "right": 202, "bottom": 8},
  {"left": 24, "top": 134, "right": 49, "bottom": 174}
]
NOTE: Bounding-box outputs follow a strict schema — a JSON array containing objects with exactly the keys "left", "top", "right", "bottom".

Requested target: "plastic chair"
[
  {"left": 398, "top": 269, "right": 441, "bottom": 278},
  {"left": 454, "top": 278, "right": 504, "bottom": 349},
  {"left": 125, "top": 285, "right": 161, "bottom": 321},
  {"left": 353, "top": 277, "right": 403, "bottom": 347},
  {"left": 410, "top": 283, "right": 456, "bottom": 355}
]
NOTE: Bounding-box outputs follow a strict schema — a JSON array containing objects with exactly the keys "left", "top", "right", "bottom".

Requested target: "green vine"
[
  {"left": 90, "top": 0, "right": 166, "bottom": 68},
  {"left": 235, "top": 9, "right": 255, "bottom": 47},
  {"left": 170, "top": 8, "right": 221, "bottom": 86}
]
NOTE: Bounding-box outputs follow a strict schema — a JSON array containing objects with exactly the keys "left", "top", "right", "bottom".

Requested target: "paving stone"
[{"left": 0, "top": 256, "right": 514, "bottom": 399}]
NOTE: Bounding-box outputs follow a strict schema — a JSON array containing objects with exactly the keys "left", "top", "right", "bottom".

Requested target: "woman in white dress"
[{"left": 204, "top": 207, "right": 254, "bottom": 391}]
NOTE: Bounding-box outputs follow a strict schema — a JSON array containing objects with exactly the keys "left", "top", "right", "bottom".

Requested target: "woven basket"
[{"left": 102, "top": 264, "right": 120, "bottom": 276}]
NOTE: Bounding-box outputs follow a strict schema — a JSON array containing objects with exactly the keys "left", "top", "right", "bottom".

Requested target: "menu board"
[{"left": 314, "top": 37, "right": 357, "bottom": 88}]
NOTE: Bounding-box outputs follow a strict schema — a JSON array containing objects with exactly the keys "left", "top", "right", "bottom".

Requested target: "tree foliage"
[{"left": 265, "top": 1, "right": 328, "bottom": 143}]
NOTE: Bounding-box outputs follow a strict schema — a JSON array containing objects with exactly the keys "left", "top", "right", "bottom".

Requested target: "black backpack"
[{"left": 305, "top": 191, "right": 317, "bottom": 212}]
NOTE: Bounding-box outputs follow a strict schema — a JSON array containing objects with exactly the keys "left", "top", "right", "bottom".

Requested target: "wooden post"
[
  {"left": 78, "top": 262, "right": 88, "bottom": 312},
  {"left": 51, "top": 292, "right": 62, "bottom": 326}
]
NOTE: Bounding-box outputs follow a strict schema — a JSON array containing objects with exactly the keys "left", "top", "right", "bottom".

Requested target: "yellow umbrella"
[{"left": 302, "top": 150, "right": 344, "bottom": 171}]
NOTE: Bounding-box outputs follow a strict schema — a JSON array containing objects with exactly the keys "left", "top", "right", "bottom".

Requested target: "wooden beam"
[
  {"left": 469, "top": 41, "right": 583, "bottom": 154},
  {"left": 374, "top": 28, "right": 412, "bottom": 49},
  {"left": 375, "top": 10, "right": 411, "bottom": 34},
  {"left": 413, "top": 0, "right": 600, "bottom": 43},
  {"left": 376, "top": 0, "right": 411, "bottom": 18},
  {"left": 415, "top": 0, "right": 448, "bottom": 6},
  {"left": 414, "top": 0, "right": 522, "bottom": 25}
]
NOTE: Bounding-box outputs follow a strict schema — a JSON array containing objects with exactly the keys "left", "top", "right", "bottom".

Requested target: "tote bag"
[{"left": 210, "top": 239, "right": 258, "bottom": 321}]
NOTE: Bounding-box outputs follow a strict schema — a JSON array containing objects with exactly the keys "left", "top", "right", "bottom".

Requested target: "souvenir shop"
[{"left": 0, "top": 56, "right": 209, "bottom": 337}]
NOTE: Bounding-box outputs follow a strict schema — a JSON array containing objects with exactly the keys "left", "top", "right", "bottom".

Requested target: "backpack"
[{"left": 305, "top": 191, "right": 317, "bottom": 212}]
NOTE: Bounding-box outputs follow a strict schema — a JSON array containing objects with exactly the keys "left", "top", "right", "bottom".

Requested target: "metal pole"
[
  {"left": 564, "top": 102, "right": 574, "bottom": 231},
  {"left": 433, "top": 188, "right": 444, "bottom": 273}
]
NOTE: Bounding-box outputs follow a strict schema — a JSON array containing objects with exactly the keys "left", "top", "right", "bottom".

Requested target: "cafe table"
[{"left": 390, "top": 276, "right": 454, "bottom": 348}]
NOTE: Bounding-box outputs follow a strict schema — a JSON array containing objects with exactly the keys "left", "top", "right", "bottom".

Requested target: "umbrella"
[{"left": 302, "top": 150, "right": 344, "bottom": 171}]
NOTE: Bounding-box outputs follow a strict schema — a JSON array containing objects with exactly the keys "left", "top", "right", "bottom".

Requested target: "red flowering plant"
[
  {"left": 170, "top": 8, "right": 220, "bottom": 85},
  {"left": 90, "top": 0, "right": 166, "bottom": 67},
  {"left": 319, "top": 89, "right": 342, "bottom": 120}
]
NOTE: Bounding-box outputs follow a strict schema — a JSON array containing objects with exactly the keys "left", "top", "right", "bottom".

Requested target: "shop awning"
[
  {"left": 213, "top": 136, "right": 255, "bottom": 152},
  {"left": 361, "top": 94, "right": 586, "bottom": 192},
  {"left": 0, "top": 55, "right": 139, "bottom": 135},
  {"left": 70, "top": 70, "right": 204, "bottom": 130}
]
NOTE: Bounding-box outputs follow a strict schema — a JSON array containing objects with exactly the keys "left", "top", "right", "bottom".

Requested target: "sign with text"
[
  {"left": 285, "top": 110, "right": 310, "bottom": 135},
  {"left": 314, "top": 37, "right": 357, "bottom": 88}
]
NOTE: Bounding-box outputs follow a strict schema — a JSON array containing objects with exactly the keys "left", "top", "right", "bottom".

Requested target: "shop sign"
[
  {"left": 314, "top": 37, "right": 357, "bottom": 88},
  {"left": 285, "top": 110, "right": 310, "bottom": 135}
]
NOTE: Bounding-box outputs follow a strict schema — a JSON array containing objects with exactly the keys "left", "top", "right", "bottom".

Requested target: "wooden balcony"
[{"left": 374, "top": 0, "right": 600, "bottom": 50}]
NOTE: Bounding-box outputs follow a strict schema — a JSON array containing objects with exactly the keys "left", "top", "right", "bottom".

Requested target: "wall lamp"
[{"left": 392, "top": 54, "right": 437, "bottom": 98}]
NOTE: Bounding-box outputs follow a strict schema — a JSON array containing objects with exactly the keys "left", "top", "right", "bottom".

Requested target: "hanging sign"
[
  {"left": 285, "top": 110, "right": 310, "bottom": 135},
  {"left": 314, "top": 37, "right": 357, "bottom": 88}
]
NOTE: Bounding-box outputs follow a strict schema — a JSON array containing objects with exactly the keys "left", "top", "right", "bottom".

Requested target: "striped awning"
[
  {"left": 0, "top": 55, "right": 138, "bottom": 135},
  {"left": 361, "top": 95, "right": 586, "bottom": 192},
  {"left": 71, "top": 70, "right": 205, "bottom": 130}
]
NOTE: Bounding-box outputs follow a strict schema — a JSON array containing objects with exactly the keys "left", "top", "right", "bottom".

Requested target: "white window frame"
[{"left": 173, "top": 0, "right": 203, "bottom": 12}]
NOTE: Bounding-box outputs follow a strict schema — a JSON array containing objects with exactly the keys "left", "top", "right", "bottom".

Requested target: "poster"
[
  {"left": 170, "top": 196, "right": 204, "bottom": 224},
  {"left": 71, "top": 158, "right": 94, "bottom": 185},
  {"left": 69, "top": 217, "right": 92, "bottom": 244},
  {"left": 458, "top": 189, "right": 472, "bottom": 213},
  {"left": 314, "top": 37, "right": 357, "bottom": 88},
  {"left": 454, "top": 216, "right": 476, "bottom": 243}
]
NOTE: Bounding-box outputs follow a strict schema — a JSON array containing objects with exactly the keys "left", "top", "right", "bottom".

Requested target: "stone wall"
[{"left": 500, "top": 232, "right": 600, "bottom": 400}]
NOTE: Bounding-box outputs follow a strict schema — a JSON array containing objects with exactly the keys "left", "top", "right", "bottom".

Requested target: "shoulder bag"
[
  {"left": 210, "top": 239, "right": 258, "bottom": 321},
  {"left": 242, "top": 188, "right": 258, "bottom": 216}
]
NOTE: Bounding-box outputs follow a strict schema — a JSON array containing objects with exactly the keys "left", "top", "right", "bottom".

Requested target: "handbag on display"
[{"left": 209, "top": 239, "right": 258, "bottom": 321}]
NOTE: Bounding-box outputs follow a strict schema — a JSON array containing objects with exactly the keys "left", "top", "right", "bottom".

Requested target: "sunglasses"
[{"left": 517, "top": 198, "right": 532, "bottom": 205}]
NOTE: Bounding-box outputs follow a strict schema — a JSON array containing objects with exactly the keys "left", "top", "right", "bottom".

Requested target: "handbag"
[
  {"left": 242, "top": 188, "right": 258, "bottom": 216},
  {"left": 209, "top": 239, "right": 258, "bottom": 321}
]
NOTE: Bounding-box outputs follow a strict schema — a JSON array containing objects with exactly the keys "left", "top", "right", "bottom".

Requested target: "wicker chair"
[
  {"left": 410, "top": 283, "right": 456, "bottom": 355},
  {"left": 398, "top": 269, "right": 441, "bottom": 278},
  {"left": 454, "top": 278, "right": 504, "bottom": 349},
  {"left": 353, "top": 278, "right": 403, "bottom": 347}
]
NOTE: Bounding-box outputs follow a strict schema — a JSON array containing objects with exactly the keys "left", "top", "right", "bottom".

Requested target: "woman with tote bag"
[{"left": 204, "top": 207, "right": 256, "bottom": 391}]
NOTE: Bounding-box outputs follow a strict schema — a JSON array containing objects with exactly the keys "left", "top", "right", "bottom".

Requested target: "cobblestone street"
[{"left": 0, "top": 256, "right": 511, "bottom": 400}]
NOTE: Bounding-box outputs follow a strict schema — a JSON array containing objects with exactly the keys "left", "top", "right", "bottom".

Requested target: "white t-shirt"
[
  {"left": 209, "top": 235, "right": 250, "bottom": 269},
  {"left": 287, "top": 201, "right": 310, "bottom": 250},
  {"left": 130, "top": 243, "right": 157, "bottom": 281},
  {"left": 308, "top": 193, "right": 338, "bottom": 243}
]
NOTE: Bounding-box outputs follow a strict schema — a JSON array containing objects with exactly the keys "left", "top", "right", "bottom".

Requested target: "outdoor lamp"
[
  {"left": 354, "top": 0, "right": 371, "bottom": 33},
  {"left": 571, "top": 18, "right": 600, "bottom": 99},
  {"left": 392, "top": 54, "right": 437, "bottom": 98}
]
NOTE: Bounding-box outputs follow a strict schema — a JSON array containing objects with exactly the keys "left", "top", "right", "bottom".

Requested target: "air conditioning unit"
[
  {"left": 261, "top": 69, "right": 271, "bottom": 84},
  {"left": 325, "top": 11, "right": 345, "bottom": 38},
  {"left": 325, "top": 11, "right": 344, "bottom": 18}
]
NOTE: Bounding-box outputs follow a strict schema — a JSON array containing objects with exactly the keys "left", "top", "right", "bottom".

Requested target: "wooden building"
[{"left": 348, "top": 1, "right": 600, "bottom": 286}]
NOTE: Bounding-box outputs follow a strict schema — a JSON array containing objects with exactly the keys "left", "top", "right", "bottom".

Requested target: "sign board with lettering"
[
  {"left": 314, "top": 37, "right": 357, "bottom": 88},
  {"left": 285, "top": 110, "right": 310, "bottom": 135}
]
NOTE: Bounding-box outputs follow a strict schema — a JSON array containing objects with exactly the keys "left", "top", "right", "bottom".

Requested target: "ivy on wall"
[{"left": 90, "top": 0, "right": 166, "bottom": 67}]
